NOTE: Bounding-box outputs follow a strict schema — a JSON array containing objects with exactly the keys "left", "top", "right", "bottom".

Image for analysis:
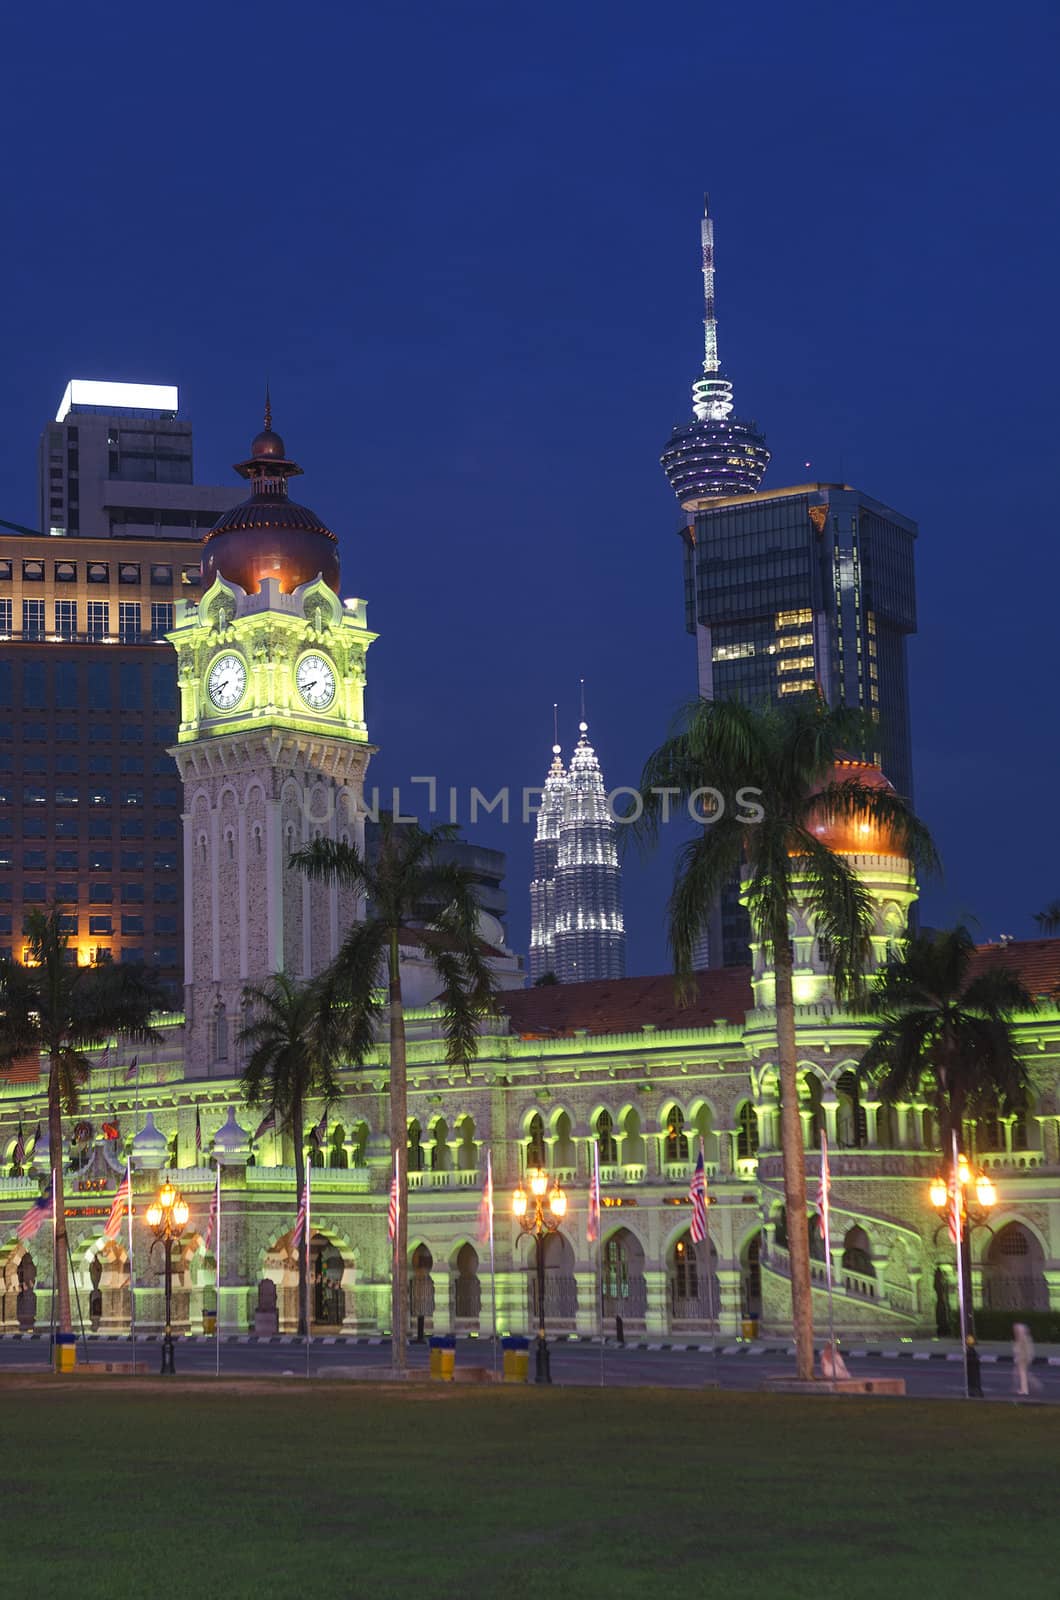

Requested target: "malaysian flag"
[
  {"left": 195, "top": 1107, "right": 202, "bottom": 1154},
  {"left": 476, "top": 1150, "right": 493, "bottom": 1246},
  {"left": 291, "top": 1173, "right": 310, "bottom": 1249},
  {"left": 816, "top": 1131, "right": 831, "bottom": 1251},
  {"left": 124, "top": 1056, "right": 139, "bottom": 1080},
  {"left": 205, "top": 1167, "right": 220, "bottom": 1252},
  {"left": 587, "top": 1141, "right": 601, "bottom": 1244},
  {"left": 104, "top": 1172, "right": 130, "bottom": 1241},
  {"left": 949, "top": 1134, "right": 963, "bottom": 1244},
  {"left": 253, "top": 1109, "right": 276, "bottom": 1142},
  {"left": 16, "top": 1192, "right": 53, "bottom": 1242},
  {"left": 310, "top": 1111, "right": 328, "bottom": 1148},
  {"left": 689, "top": 1145, "right": 708, "bottom": 1244},
  {"left": 11, "top": 1122, "right": 25, "bottom": 1173},
  {"left": 387, "top": 1156, "right": 400, "bottom": 1243}
]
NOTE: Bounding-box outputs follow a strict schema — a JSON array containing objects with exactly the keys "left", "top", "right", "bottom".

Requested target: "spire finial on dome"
[
  {"left": 552, "top": 702, "right": 560, "bottom": 755},
  {"left": 264, "top": 382, "right": 272, "bottom": 433},
  {"left": 579, "top": 678, "right": 588, "bottom": 736}
]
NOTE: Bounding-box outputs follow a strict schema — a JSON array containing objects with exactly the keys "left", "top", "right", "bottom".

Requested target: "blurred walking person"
[{"left": 1012, "top": 1322, "right": 1040, "bottom": 1397}]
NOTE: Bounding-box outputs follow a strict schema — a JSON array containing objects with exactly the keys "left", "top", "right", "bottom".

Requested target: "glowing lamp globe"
[
  {"left": 173, "top": 1198, "right": 190, "bottom": 1228},
  {"left": 549, "top": 1186, "right": 567, "bottom": 1218},
  {"left": 976, "top": 1174, "right": 997, "bottom": 1209},
  {"left": 529, "top": 1170, "right": 548, "bottom": 1199},
  {"left": 513, "top": 1188, "right": 528, "bottom": 1218},
  {"left": 145, "top": 1202, "right": 163, "bottom": 1228},
  {"left": 159, "top": 1181, "right": 176, "bottom": 1210},
  {"left": 929, "top": 1178, "right": 947, "bottom": 1209}
]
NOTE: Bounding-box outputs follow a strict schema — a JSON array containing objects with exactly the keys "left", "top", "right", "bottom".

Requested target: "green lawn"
[{"left": 5, "top": 1378, "right": 1055, "bottom": 1599}]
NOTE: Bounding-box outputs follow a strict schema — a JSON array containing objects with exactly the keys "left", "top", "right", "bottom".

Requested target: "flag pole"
[
  {"left": 487, "top": 1150, "right": 498, "bottom": 1378},
  {"left": 595, "top": 1142, "right": 604, "bottom": 1389},
  {"left": 304, "top": 1158, "right": 312, "bottom": 1381},
  {"left": 702, "top": 1138, "right": 717, "bottom": 1378},
  {"left": 821, "top": 1130, "right": 836, "bottom": 1375},
  {"left": 48, "top": 1165, "right": 57, "bottom": 1373},
  {"left": 125, "top": 1155, "right": 136, "bottom": 1369},
  {"left": 214, "top": 1162, "right": 222, "bottom": 1379}
]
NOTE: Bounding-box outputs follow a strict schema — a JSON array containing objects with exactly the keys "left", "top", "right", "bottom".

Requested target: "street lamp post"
[
  {"left": 145, "top": 1179, "right": 190, "bottom": 1376},
  {"left": 513, "top": 1167, "right": 567, "bottom": 1384},
  {"left": 929, "top": 1145, "right": 997, "bottom": 1398}
]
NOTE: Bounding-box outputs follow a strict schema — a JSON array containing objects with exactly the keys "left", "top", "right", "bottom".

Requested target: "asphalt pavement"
[{"left": 1, "top": 1334, "right": 1056, "bottom": 1402}]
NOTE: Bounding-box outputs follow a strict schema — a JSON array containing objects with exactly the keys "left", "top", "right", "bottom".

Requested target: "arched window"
[
  {"left": 803, "top": 1074, "right": 825, "bottom": 1144},
  {"left": 596, "top": 1110, "right": 618, "bottom": 1166},
  {"left": 672, "top": 1234, "right": 699, "bottom": 1300},
  {"left": 456, "top": 1116, "right": 477, "bottom": 1172},
  {"left": 526, "top": 1113, "right": 546, "bottom": 1169},
  {"left": 976, "top": 1104, "right": 1002, "bottom": 1152},
  {"left": 876, "top": 1102, "right": 899, "bottom": 1147},
  {"left": 736, "top": 1103, "right": 759, "bottom": 1160},
  {"left": 329, "top": 1125, "right": 348, "bottom": 1169},
  {"left": 1010, "top": 1110, "right": 1029, "bottom": 1152},
  {"left": 835, "top": 1071, "right": 867, "bottom": 1148},
  {"left": 601, "top": 1228, "right": 646, "bottom": 1318},
  {"left": 430, "top": 1119, "right": 451, "bottom": 1172},
  {"left": 620, "top": 1108, "right": 645, "bottom": 1168},
  {"left": 664, "top": 1106, "right": 688, "bottom": 1163},
  {"left": 407, "top": 1120, "right": 424, "bottom": 1174},
  {"left": 841, "top": 1226, "right": 873, "bottom": 1278},
  {"left": 552, "top": 1111, "right": 575, "bottom": 1170}
]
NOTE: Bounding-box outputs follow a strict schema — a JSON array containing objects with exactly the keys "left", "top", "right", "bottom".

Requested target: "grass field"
[{"left": 4, "top": 1377, "right": 1056, "bottom": 1600}]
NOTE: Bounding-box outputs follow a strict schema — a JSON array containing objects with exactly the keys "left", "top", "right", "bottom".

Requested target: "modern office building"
[
  {"left": 681, "top": 483, "right": 918, "bottom": 965},
  {"left": 367, "top": 817, "right": 513, "bottom": 949},
  {"left": 661, "top": 205, "right": 919, "bottom": 967},
  {"left": 0, "top": 383, "right": 232, "bottom": 991},
  {"left": 528, "top": 738, "right": 568, "bottom": 982}
]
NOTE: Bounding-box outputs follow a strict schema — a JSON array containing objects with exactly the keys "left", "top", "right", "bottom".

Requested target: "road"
[{"left": 1, "top": 1335, "right": 1055, "bottom": 1402}]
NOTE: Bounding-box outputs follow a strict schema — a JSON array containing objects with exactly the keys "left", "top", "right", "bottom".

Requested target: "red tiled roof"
[
  {"left": 497, "top": 969, "right": 753, "bottom": 1038},
  {"left": 969, "top": 937, "right": 1060, "bottom": 998}
]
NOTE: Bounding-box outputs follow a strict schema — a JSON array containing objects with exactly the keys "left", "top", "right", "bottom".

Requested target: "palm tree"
[
  {"left": 858, "top": 924, "right": 1033, "bottom": 1163},
  {"left": 857, "top": 925, "right": 1033, "bottom": 1341},
  {"left": 634, "top": 697, "right": 936, "bottom": 1381},
  {"left": 0, "top": 908, "right": 164, "bottom": 1333},
  {"left": 238, "top": 973, "right": 341, "bottom": 1336},
  {"left": 1034, "top": 901, "right": 1060, "bottom": 935},
  {"left": 292, "top": 819, "right": 500, "bottom": 1371}
]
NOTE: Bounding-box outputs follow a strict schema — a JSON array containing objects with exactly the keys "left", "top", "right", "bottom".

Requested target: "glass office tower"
[{"left": 682, "top": 482, "right": 918, "bottom": 964}]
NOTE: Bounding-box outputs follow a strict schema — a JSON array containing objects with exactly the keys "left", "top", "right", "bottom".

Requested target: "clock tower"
[{"left": 168, "top": 409, "right": 376, "bottom": 1078}]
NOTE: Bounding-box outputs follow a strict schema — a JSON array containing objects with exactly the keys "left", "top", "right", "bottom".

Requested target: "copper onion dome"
[
  {"left": 802, "top": 760, "right": 906, "bottom": 857},
  {"left": 200, "top": 392, "right": 340, "bottom": 595}
]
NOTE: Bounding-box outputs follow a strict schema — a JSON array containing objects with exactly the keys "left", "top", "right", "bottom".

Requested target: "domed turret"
[
  {"left": 130, "top": 1112, "right": 168, "bottom": 1172},
  {"left": 201, "top": 393, "right": 340, "bottom": 596},
  {"left": 804, "top": 760, "right": 906, "bottom": 857}
]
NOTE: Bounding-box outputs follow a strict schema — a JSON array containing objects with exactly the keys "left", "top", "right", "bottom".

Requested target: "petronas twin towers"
[{"left": 529, "top": 719, "right": 626, "bottom": 985}]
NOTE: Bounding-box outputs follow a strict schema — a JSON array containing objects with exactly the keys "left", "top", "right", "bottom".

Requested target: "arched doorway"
[
  {"left": 600, "top": 1227, "right": 646, "bottom": 1330},
  {"left": 668, "top": 1228, "right": 719, "bottom": 1330},
  {"left": 409, "top": 1243, "right": 435, "bottom": 1331},
  {"left": 451, "top": 1243, "right": 481, "bottom": 1326},
  {"left": 981, "top": 1223, "right": 1049, "bottom": 1312},
  {"left": 741, "top": 1231, "right": 763, "bottom": 1320},
  {"left": 0, "top": 1246, "right": 37, "bottom": 1332},
  {"left": 312, "top": 1237, "right": 346, "bottom": 1327},
  {"left": 526, "top": 1230, "right": 577, "bottom": 1329}
]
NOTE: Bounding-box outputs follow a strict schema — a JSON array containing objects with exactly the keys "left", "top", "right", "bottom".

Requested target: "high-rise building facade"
[
  {"left": 661, "top": 207, "right": 918, "bottom": 968},
  {"left": 529, "top": 742, "right": 569, "bottom": 982},
  {"left": 551, "top": 722, "right": 625, "bottom": 983},
  {"left": 0, "top": 383, "right": 232, "bottom": 992}
]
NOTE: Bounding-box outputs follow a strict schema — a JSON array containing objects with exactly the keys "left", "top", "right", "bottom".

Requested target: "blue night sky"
[{"left": 0, "top": 1, "right": 1056, "bottom": 972}]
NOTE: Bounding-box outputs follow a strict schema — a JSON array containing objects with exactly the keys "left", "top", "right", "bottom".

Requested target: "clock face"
[
  {"left": 297, "top": 653, "right": 336, "bottom": 711},
  {"left": 207, "top": 653, "right": 247, "bottom": 711}
]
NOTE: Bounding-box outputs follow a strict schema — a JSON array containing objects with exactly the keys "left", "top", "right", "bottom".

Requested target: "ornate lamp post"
[
  {"left": 929, "top": 1150, "right": 997, "bottom": 1398},
  {"left": 145, "top": 1179, "right": 189, "bottom": 1376},
  {"left": 513, "top": 1167, "right": 567, "bottom": 1384}
]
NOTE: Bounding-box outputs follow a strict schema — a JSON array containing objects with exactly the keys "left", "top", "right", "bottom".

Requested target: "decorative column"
[
  {"left": 643, "top": 1267, "right": 669, "bottom": 1337},
  {"left": 821, "top": 1095, "right": 839, "bottom": 1146}
]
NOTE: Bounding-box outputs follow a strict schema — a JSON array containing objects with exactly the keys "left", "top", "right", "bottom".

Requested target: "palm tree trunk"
[
  {"left": 293, "top": 1102, "right": 307, "bottom": 1337},
  {"left": 48, "top": 1051, "right": 71, "bottom": 1335},
  {"left": 388, "top": 931, "right": 409, "bottom": 1372},
  {"left": 774, "top": 934, "right": 815, "bottom": 1381}
]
